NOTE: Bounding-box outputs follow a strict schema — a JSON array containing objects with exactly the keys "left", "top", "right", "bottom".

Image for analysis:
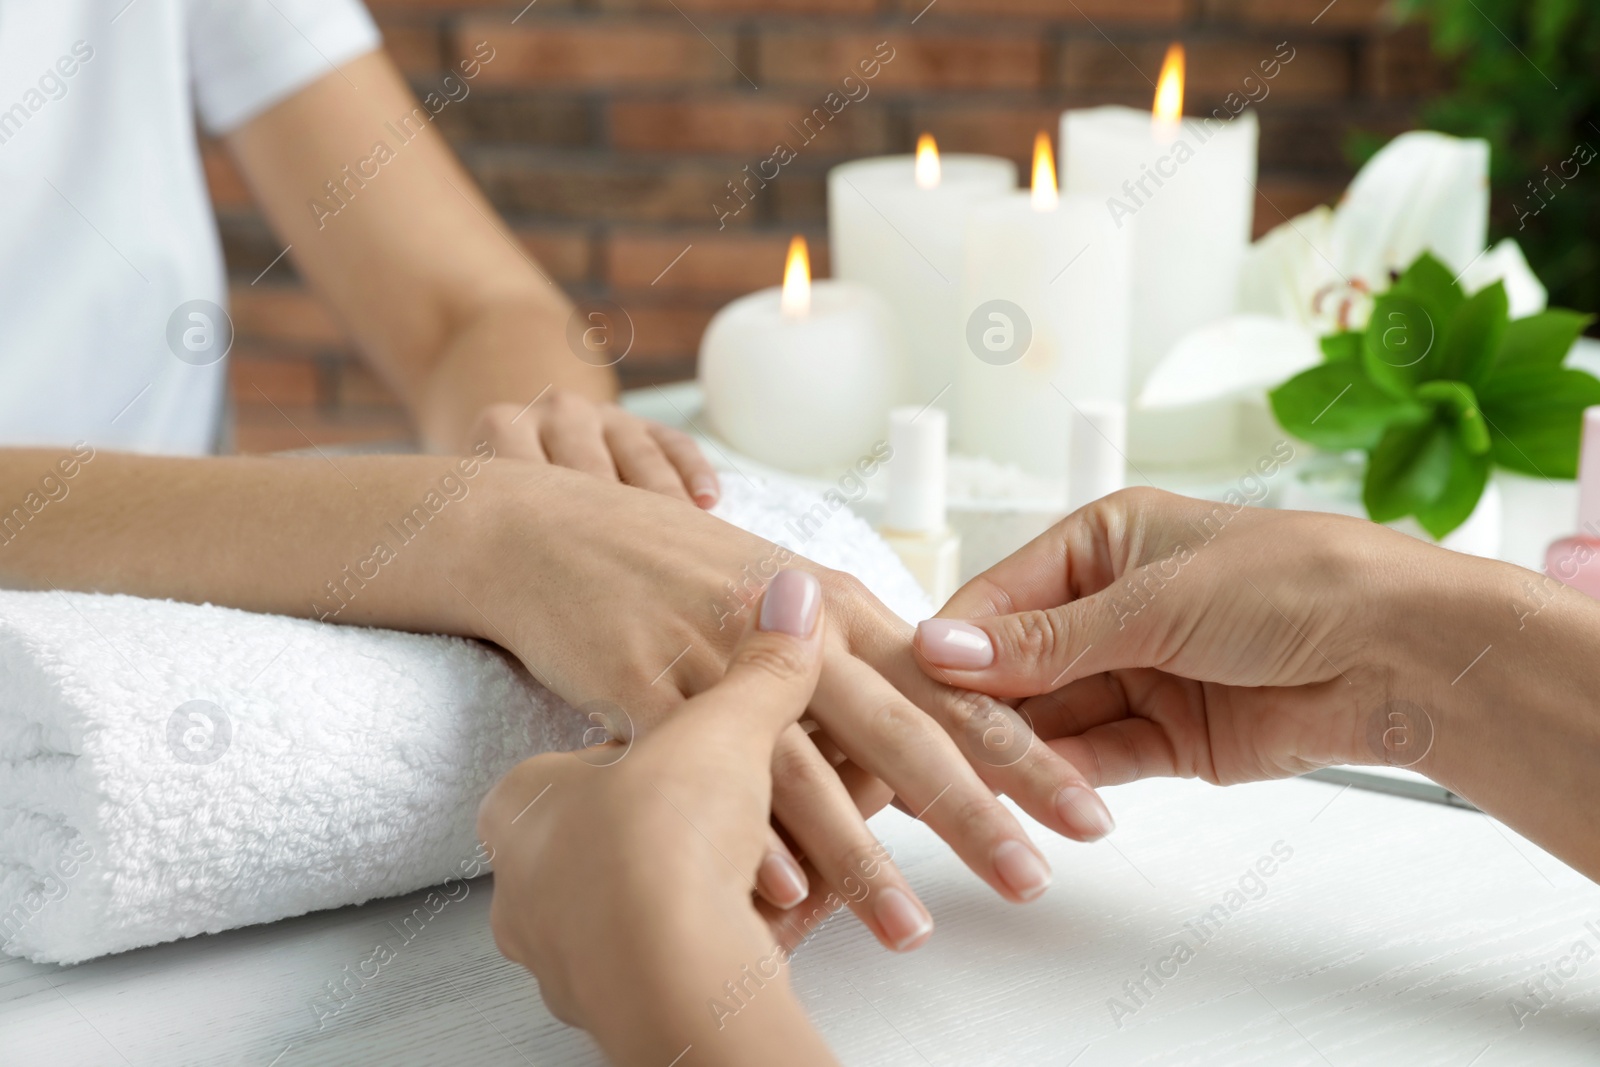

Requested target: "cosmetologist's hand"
[
  {"left": 479, "top": 571, "right": 839, "bottom": 1067},
  {"left": 914, "top": 488, "right": 1430, "bottom": 786},
  {"left": 467, "top": 390, "right": 722, "bottom": 508}
]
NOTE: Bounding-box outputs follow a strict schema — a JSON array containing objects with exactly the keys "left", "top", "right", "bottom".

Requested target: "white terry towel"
[{"left": 0, "top": 478, "right": 932, "bottom": 964}]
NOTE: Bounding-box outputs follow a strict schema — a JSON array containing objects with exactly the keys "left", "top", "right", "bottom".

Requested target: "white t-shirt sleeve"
[{"left": 186, "top": 0, "right": 381, "bottom": 134}]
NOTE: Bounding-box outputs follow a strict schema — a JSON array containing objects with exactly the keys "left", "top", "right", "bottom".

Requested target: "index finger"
[
  {"left": 649, "top": 423, "right": 721, "bottom": 510},
  {"left": 939, "top": 487, "right": 1171, "bottom": 620}
]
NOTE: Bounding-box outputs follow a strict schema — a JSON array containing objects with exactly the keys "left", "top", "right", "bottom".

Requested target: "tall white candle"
[
  {"left": 1061, "top": 45, "right": 1258, "bottom": 468},
  {"left": 955, "top": 134, "right": 1131, "bottom": 480},
  {"left": 699, "top": 237, "right": 902, "bottom": 473},
  {"left": 829, "top": 139, "right": 1016, "bottom": 410}
]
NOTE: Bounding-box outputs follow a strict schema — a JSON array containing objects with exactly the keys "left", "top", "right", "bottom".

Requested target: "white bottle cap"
[
  {"left": 1066, "top": 399, "right": 1128, "bottom": 513},
  {"left": 884, "top": 405, "right": 947, "bottom": 534},
  {"left": 1578, "top": 405, "right": 1600, "bottom": 534}
]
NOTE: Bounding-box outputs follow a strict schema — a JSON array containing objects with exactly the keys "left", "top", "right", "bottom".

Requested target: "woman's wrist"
[
  {"left": 446, "top": 459, "right": 568, "bottom": 645},
  {"left": 1362, "top": 541, "right": 1600, "bottom": 877}
]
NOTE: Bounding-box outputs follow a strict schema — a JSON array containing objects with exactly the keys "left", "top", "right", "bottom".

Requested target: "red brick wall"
[{"left": 214, "top": 0, "right": 1440, "bottom": 452}]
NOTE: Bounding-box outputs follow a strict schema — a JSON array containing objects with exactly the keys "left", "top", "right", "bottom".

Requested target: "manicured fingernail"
[
  {"left": 916, "top": 619, "right": 994, "bottom": 669},
  {"left": 691, "top": 474, "right": 720, "bottom": 508},
  {"left": 757, "top": 852, "right": 808, "bottom": 909},
  {"left": 1056, "top": 785, "right": 1115, "bottom": 840},
  {"left": 759, "top": 570, "right": 821, "bottom": 638},
  {"left": 992, "top": 840, "right": 1052, "bottom": 901},
  {"left": 874, "top": 887, "right": 933, "bottom": 951}
]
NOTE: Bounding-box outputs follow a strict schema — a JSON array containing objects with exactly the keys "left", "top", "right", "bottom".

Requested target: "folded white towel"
[{"left": 0, "top": 478, "right": 931, "bottom": 963}]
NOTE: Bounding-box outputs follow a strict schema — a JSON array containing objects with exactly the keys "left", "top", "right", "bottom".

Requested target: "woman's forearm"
[
  {"left": 0, "top": 445, "right": 529, "bottom": 641},
  {"left": 1393, "top": 549, "right": 1600, "bottom": 878}
]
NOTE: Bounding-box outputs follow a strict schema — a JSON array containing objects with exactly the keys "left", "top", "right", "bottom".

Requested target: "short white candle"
[
  {"left": 955, "top": 134, "right": 1131, "bottom": 481},
  {"left": 699, "top": 237, "right": 902, "bottom": 473},
  {"left": 1061, "top": 44, "right": 1258, "bottom": 468},
  {"left": 829, "top": 139, "right": 1016, "bottom": 409}
]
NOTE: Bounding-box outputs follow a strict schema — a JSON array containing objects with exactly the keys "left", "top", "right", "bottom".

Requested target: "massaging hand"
[
  {"left": 478, "top": 571, "right": 838, "bottom": 1066},
  {"left": 914, "top": 488, "right": 1420, "bottom": 785},
  {"left": 468, "top": 390, "right": 722, "bottom": 508},
  {"left": 476, "top": 466, "right": 1113, "bottom": 953}
]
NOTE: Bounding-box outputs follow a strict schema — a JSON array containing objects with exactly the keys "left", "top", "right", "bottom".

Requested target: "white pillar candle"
[
  {"left": 699, "top": 237, "right": 902, "bottom": 474},
  {"left": 955, "top": 134, "right": 1131, "bottom": 480},
  {"left": 829, "top": 139, "right": 1016, "bottom": 410},
  {"left": 1061, "top": 45, "right": 1258, "bottom": 468}
]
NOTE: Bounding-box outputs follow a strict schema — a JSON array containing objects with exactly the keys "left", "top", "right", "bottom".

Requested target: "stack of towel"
[{"left": 0, "top": 478, "right": 931, "bottom": 964}]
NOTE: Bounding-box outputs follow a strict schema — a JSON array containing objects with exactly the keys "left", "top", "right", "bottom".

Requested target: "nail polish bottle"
[
  {"left": 879, "top": 405, "right": 961, "bottom": 606},
  {"left": 1066, "top": 398, "right": 1128, "bottom": 513},
  {"left": 1545, "top": 405, "right": 1600, "bottom": 599}
]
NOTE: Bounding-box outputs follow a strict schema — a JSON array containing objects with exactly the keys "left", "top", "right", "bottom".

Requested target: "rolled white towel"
[{"left": 0, "top": 478, "right": 931, "bottom": 963}]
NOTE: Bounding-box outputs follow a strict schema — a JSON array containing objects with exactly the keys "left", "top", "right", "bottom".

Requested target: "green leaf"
[
  {"left": 1320, "top": 331, "right": 1362, "bottom": 363},
  {"left": 1363, "top": 293, "right": 1441, "bottom": 398},
  {"left": 1363, "top": 420, "right": 1456, "bottom": 524},
  {"left": 1389, "top": 251, "right": 1465, "bottom": 325},
  {"left": 1490, "top": 308, "right": 1595, "bottom": 375},
  {"left": 1270, "top": 363, "right": 1428, "bottom": 451},
  {"left": 1415, "top": 380, "right": 1492, "bottom": 455},
  {"left": 1413, "top": 447, "right": 1492, "bottom": 539},
  {"left": 1478, "top": 367, "right": 1600, "bottom": 477},
  {"left": 1436, "top": 281, "right": 1508, "bottom": 386}
]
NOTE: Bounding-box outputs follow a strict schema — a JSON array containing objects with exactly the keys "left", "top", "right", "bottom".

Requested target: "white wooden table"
[
  {"left": 6, "top": 774, "right": 1599, "bottom": 1065},
  {"left": 8, "top": 380, "right": 1598, "bottom": 1064}
]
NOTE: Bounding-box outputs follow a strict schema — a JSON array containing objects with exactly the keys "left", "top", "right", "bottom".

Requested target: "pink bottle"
[{"left": 1546, "top": 405, "right": 1600, "bottom": 599}]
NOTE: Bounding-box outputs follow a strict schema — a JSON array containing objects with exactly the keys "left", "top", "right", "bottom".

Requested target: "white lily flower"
[{"left": 1139, "top": 131, "right": 1545, "bottom": 412}]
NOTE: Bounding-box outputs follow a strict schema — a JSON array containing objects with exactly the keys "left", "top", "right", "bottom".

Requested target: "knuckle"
[
  {"left": 545, "top": 388, "right": 587, "bottom": 416},
  {"left": 1105, "top": 723, "right": 1143, "bottom": 782},
  {"left": 946, "top": 789, "right": 1005, "bottom": 842},
  {"left": 1006, "top": 609, "right": 1066, "bottom": 670},
  {"left": 867, "top": 697, "right": 931, "bottom": 748},
  {"left": 940, "top": 687, "right": 990, "bottom": 728},
  {"left": 653, "top": 423, "right": 693, "bottom": 446},
  {"left": 819, "top": 569, "right": 869, "bottom": 609},
  {"left": 474, "top": 404, "right": 520, "bottom": 437},
  {"left": 830, "top": 840, "right": 893, "bottom": 886},
  {"left": 733, "top": 639, "right": 812, "bottom": 684},
  {"left": 770, "top": 734, "right": 827, "bottom": 790}
]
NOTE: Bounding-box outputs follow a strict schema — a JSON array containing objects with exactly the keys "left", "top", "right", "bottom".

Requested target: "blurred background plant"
[{"left": 1356, "top": 0, "right": 1600, "bottom": 324}]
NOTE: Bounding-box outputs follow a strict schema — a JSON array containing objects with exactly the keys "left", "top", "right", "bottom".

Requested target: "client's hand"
[
  {"left": 914, "top": 488, "right": 1420, "bottom": 787},
  {"left": 474, "top": 466, "right": 1111, "bottom": 955},
  {"left": 479, "top": 571, "right": 838, "bottom": 1067},
  {"left": 468, "top": 390, "right": 721, "bottom": 508}
]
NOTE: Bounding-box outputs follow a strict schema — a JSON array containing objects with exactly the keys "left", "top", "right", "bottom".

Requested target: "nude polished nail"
[
  {"left": 757, "top": 852, "right": 809, "bottom": 909},
  {"left": 690, "top": 473, "right": 721, "bottom": 509},
  {"left": 1056, "top": 785, "right": 1115, "bottom": 841},
  {"left": 874, "top": 887, "right": 933, "bottom": 951},
  {"left": 759, "top": 569, "right": 821, "bottom": 637},
  {"left": 992, "top": 839, "right": 1052, "bottom": 901},
  {"left": 916, "top": 619, "right": 994, "bottom": 669}
]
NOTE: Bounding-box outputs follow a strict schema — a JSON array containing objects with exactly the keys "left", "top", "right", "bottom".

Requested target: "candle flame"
[
  {"left": 781, "top": 235, "right": 810, "bottom": 318},
  {"left": 914, "top": 133, "right": 941, "bottom": 190},
  {"left": 1030, "top": 131, "right": 1058, "bottom": 212},
  {"left": 1152, "top": 43, "right": 1184, "bottom": 141}
]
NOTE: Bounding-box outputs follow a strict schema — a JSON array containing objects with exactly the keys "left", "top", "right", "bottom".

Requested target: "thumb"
[
  {"left": 676, "top": 569, "right": 825, "bottom": 750},
  {"left": 913, "top": 576, "right": 1170, "bottom": 698}
]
